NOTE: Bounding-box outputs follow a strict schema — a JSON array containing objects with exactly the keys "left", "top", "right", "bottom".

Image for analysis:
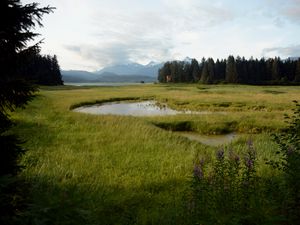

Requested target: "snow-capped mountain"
[
  {"left": 183, "top": 57, "right": 193, "bottom": 63},
  {"left": 61, "top": 61, "right": 163, "bottom": 83},
  {"left": 96, "top": 61, "right": 163, "bottom": 77}
]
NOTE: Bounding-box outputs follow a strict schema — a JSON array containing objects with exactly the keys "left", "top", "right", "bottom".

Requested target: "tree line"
[
  {"left": 20, "top": 54, "right": 63, "bottom": 85},
  {"left": 1, "top": 1, "right": 62, "bottom": 224},
  {"left": 158, "top": 56, "right": 300, "bottom": 84}
]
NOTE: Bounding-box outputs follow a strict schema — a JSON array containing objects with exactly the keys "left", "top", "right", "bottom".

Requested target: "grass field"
[{"left": 11, "top": 84, "right": 300, "bottom": 224}]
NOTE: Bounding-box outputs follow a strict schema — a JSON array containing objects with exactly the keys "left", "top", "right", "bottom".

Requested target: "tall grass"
[{"left": 10, "top": 84, "right": 300, "bottom": 224}]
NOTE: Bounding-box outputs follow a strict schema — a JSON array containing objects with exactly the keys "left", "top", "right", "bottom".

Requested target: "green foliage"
[
  {"left": 0, "top": 0, "right": 53, "bottom": 224},
  {"left": 158, "top": 56, "right": 300, "bottom": 85},
  {"left": 190, "top": 143, "right": 277, "bottom": 225},
  {"left": 294, "top": 59, "right": 300, "bottom": 82},
  {"left": 190, "top": 101, "right": 300, "bottom": 225},
  {"left": 271, "top": 101, "right": 300, "bottom": 224},
  {"left": 21, "top": 54, "right": 63, "bottom": 85},
  {"left": 225, "top": 55, "right": 239, "bottom": 83}
]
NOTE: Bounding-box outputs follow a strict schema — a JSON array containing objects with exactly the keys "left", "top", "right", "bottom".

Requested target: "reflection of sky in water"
[
  {"left": 74, "top": 101, "right": 227, "bottom": 117},
  {"left": 177, "top": 132, "right": 238, "bottom": 146},
  {"left": 74, "top": 101, "right": 179, "bottom": 116}
]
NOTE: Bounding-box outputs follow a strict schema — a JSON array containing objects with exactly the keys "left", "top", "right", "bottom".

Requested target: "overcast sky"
[{"left": 23, "top": 0, "right": 300, "bottom": 71}]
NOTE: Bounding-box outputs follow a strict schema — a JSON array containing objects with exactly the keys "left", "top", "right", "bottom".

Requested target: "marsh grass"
[{"left": 10, "top": 84, "right": 300, "bottom": 224}]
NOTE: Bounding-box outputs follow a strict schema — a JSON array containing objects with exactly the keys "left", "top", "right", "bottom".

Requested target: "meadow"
[{"left": 11, "top": 84, "right": 300, "bottom": 224}]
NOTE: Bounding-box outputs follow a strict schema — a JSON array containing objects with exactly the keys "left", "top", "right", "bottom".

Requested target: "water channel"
[{"left": 73, "top": 100, "right": 236, "bottom": 146}]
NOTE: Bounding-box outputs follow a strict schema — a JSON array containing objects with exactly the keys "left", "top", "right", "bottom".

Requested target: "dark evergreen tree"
[
  {"left": 183, "top": 61, "right": 193, "bottom": 82},
  {"left": 157, "top": 56, "right": 300, "bottom": 85},
  {"left": 225, "top": 55, "right": 238, "bottom": 83},
  {"left": 258, "top": 58, "right": 267, "bottom": 82},
  {"left": 206, "top": 58, "right": 215, "bottom": 84},
  {"left": 214, "top": 59, "right": 226, "bottom": 81},
  {"left": 0, "top": 1, "right": 53, "bottom": 223},
  {"left": 170, "top": 61, "right": 179, "bottom": 82},
  {"left": 22, "top": 54, "right": 63, "bottom": 85},
  {"left": 158, "top": 61, "right": 172, "bottom": 82},
  {"left": 200, "top": 60, "right": 209, "bottom": 83},
  {"left": 271, "top": 57, "right": 281, "bottom": 81},
  {"left": 191, "top": 58, "right": 200, "bottom": 82},
  {"left": 200, "top": 58, "right": 215, "bottom": 84},
  {"left": 295, "top": 59, "right": 300, "bottom": 83},
  {"left": 235, "top": 56, "right": 244, "bottom": 83}
]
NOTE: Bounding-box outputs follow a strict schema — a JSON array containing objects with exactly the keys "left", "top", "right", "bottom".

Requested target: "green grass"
[{"left": 11, "top": 84, "right": 300, "bottom": 224}]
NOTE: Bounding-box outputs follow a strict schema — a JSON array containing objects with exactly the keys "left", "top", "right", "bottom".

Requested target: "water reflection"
[
  {"left": 73, "top": 100, "right": 227, "bottom": 117},
  {"left": 73, "top": 101, "right": 180, "bottom": 116},
  {"left": 176, "top": 132, "right": 238, "bottom": 146}
]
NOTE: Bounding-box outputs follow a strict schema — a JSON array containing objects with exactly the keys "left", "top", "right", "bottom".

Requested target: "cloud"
[
  {"left": 283, "top": 0, "right": 300, "bottom": 22},
  {"left": 265, "top": 0, "right": 300, "bottom": 25},
  {"left": 65, "top": 38, "right": 174, "bottom": 68},
  {"left": 262, "top": 44, "right": 300, "bottom": 57},
  {"left": 64, "top": 0, "right": 235, "bottom": 68},
  {"left": 163, "top": 0, "right": 234, "bottom": 29}
]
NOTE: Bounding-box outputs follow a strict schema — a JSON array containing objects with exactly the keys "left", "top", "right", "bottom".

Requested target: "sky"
[{"left": 22, "top": 0, "right": 300, "bottom": 71}]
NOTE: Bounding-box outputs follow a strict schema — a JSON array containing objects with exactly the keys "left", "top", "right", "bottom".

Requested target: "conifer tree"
[
  {"left": 200, "top": 60, "right": 209, "bottom": 83},
  {"left": 0, "top": 1, "right": 53, "bottom": 223},
  {"left": 0, "top": 0, "right": 53, "bottom": 174},
  {"left": 191, "top": 58, "right": 200, "bottom": 82},
  {"left": 271, "top": 57, "right": 281, "bottom": 81},
  {"left": 225, "top": 55, "right": 238, "bottom": 83},
  {"left": 294, "top": 59, "right": 300, "bottom": 83}
]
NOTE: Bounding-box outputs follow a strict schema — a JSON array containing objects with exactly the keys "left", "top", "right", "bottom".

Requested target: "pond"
[
  {"left": 73, "top": 100, "right": 226, "bottom": 117},
  {"left": 73, "top": 101, "right": 180, "bottom": 116},
  {"left": 73, "top": 100, "right": 237, "bottom": 146},
  {"left": 176, "top": 132, "right": 238, "bottom": 146}
]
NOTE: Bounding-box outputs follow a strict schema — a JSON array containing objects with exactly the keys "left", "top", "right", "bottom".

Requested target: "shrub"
[
  {"left": 271, "top": 100, "right": 300, "bottom": 224},
  {"left": 190, "top": 142, "right": 277, "bottom": 225},
  {"left": 189, "top": 101, "right": 300, "bottom": 225}
]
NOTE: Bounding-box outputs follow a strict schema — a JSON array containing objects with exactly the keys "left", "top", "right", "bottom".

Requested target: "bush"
[
  {"left": 190, "top": 142, "right": 277, "bottom": 225},
  {"left": 189, "top": 101, "right": 300, "bottom": 225},
  {"left": 271, "top": 100, "right": 300, "bottom": 224}
]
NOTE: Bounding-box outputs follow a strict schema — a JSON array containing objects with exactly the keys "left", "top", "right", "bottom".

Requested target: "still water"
[
  {"left": 65, "top": 82, "right": 146, "bottom": 86},
  {"left": 73, "top": 100, "right": 225, "bottom": 117},
  {"left": 73, "top": 101, "right": 180, "bottom": 116},
  {"left": 176, "top": 132, "right": 238, "bottom": 146},
  {"left": 73, "top": 100, "right": 236, "bottom": 145}
]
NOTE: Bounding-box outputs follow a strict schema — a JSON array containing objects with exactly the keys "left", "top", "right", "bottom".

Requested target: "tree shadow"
[{"left": 21, "top": 174, "right": 192, "bottom": 225}]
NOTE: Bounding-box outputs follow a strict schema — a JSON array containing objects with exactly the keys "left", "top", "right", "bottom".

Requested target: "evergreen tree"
[
  {"left": 183, "top": 61, "right": 192, "bottom": 82},
  {"left": 191, "top": 58, "right": 200, "bottom": 82},
  {"left": 200, "top": 61, "right": 208, "bottom": 83},
  {"left": 0, "top": 1, "right": 53, "bottom": 223},
  {"left": 271, "top": 57, "right": 281, "bottom": 81},
  {"left": 207, "top": 58, "right": 215, "bottom": 83},
  {"left": 295, "top": 59, "right": 300, "bottom": 83},
  {"left": 214, "top": 59, "right": 226, "bottom": 81},
  {"left": 225, "top": 55, "right": 238, "bottom": 83},
  {"left": 157, "top": 56, "right": 300, "bottom": 85},
  {"left": 158, "top": 62, "right": 171, "bottom": 83}
]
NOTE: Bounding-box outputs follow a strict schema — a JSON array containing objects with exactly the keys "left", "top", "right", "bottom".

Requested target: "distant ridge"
[
  {"left": 96, "top": 61, "right": 163, "bottom": 77},
  {"left": 62, "top": 61, "right": 163, "bottom": 83}
]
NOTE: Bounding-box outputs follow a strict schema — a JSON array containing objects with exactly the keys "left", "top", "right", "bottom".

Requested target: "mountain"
[
  {"left": 61, "top": 69, "right": 157, "bottom": 83},
  {"left": 183, "top": 57, "right": 193, "bottom": 63},
  {"left": 61, "top": 70, "right": 98, "bottom": 82},
  {"left": 96, "top": 62, "right": 163, "bottom": 77},
  {"left": 62, "top": 59, "right": 199, "bottom": 83},
  {"left": 97, "top": 74, "right": 156, "bottom": 83}
]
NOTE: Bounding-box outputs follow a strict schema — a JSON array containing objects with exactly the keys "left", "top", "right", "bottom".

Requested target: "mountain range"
[{"left": 62, "top": 61, "right": 164, "bottom": 83}]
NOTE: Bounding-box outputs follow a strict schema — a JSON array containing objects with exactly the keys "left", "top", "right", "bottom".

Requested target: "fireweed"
[
  {"left": 190, "top": 142, "right": 276, "bottom": 225},
  {"left": 190, "top": 101, "right": 300, "bottom": 225}
]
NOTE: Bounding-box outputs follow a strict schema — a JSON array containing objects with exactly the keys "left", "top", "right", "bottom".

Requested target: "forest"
[
  {"left": 158, "top": 56, "right": 300, "bottom": 84},
  {"left": 20, "top": 54, "right": 63, "bottom": 86}
]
